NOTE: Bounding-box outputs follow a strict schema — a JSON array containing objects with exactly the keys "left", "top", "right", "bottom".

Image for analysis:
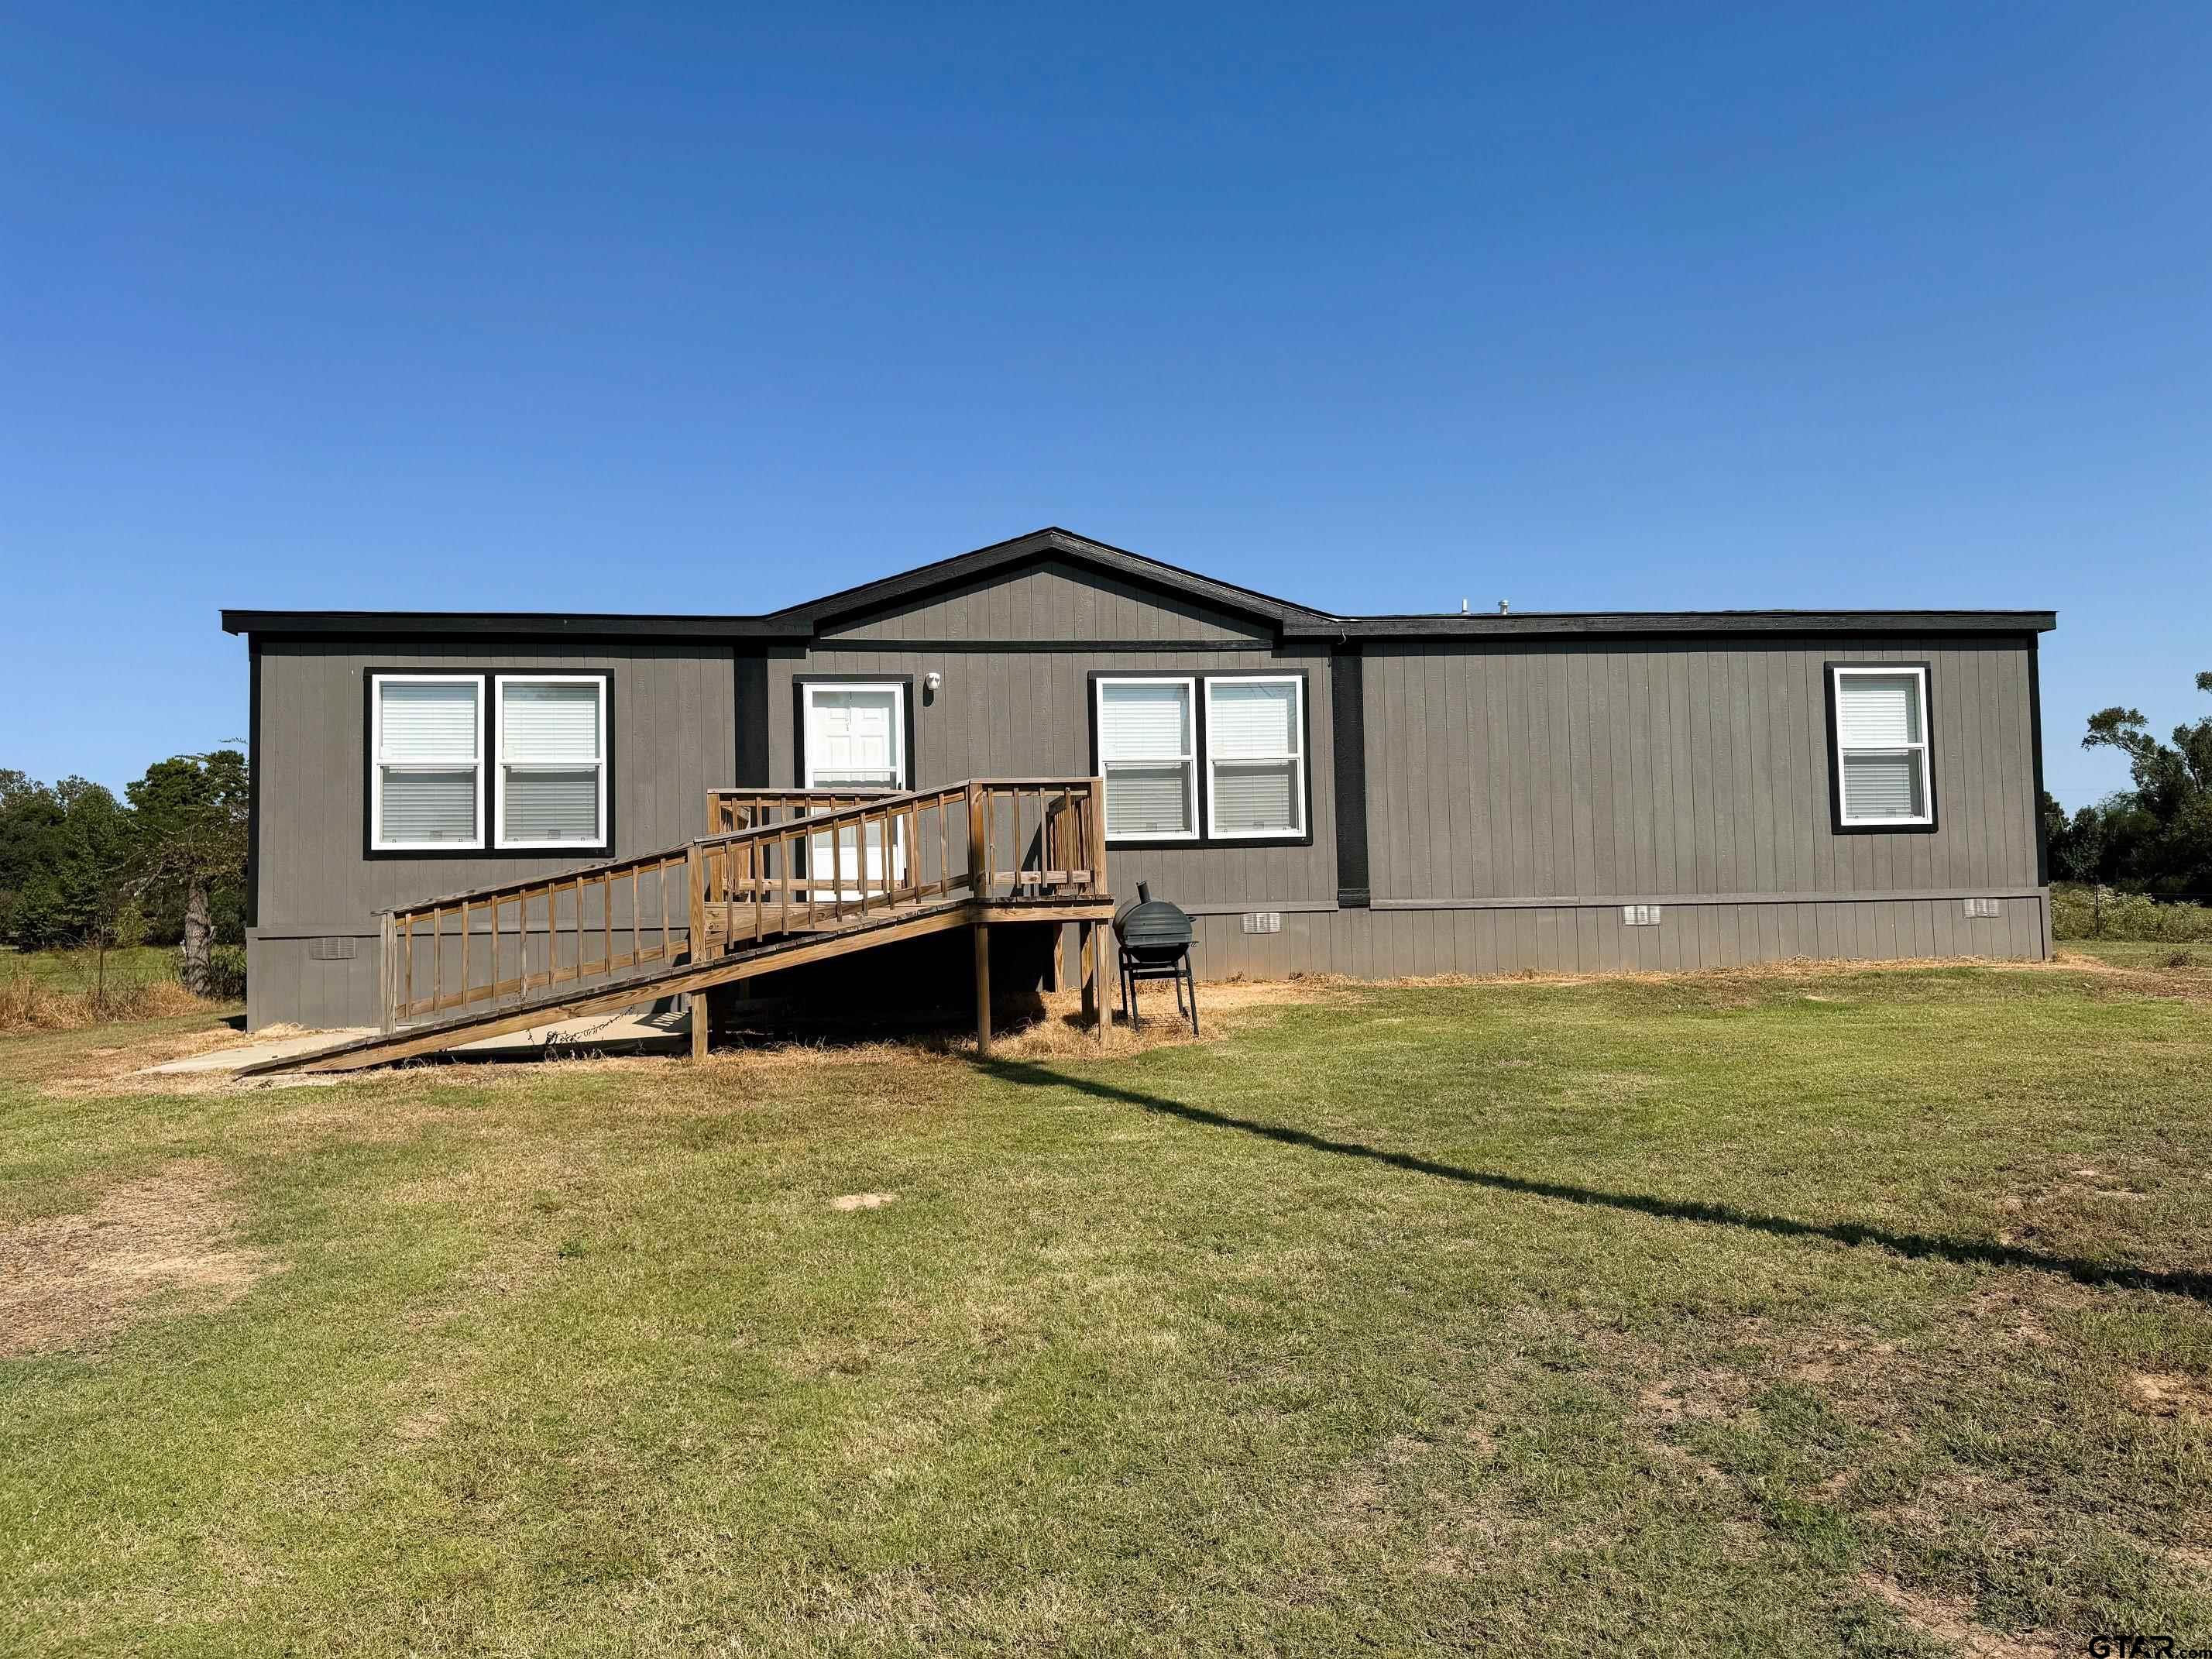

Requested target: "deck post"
[
  {"left": 1091, "top": 917, "right": 1110, "bottom": 1039},
  {"left": 691, "top": 988, "right": 710, "bottom": 1062},
  {"left": 966, "top": 782, "right": 987, "bottom": 899},
  {"left": 974, "top": 922, "right": 991, "bottom": 1055},
  {"left": 687, "top": 843, "right": 707, "bottom": 966},
  {"left": 1088, "top": 775, "right": 1108, "bottom": 898},
  {"left": 1046, "top": 924, "right": 1063, "bottom": 994},
  {"left": 379, "top": 912, "right": 397, "bottom": 1035}
]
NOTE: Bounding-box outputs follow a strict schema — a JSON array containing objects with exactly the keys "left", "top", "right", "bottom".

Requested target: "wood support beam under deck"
[
  {"left": 1091, "top": 918, "right": 1110, "bottom": 1039},
  {"left": 974, "top": 922, "right": 991, "bottom": 1055}
]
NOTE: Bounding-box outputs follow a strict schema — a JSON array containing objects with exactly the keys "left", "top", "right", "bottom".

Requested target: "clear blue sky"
[{"left": 4, "top": 2, "right": 2205, "bottom": 810}]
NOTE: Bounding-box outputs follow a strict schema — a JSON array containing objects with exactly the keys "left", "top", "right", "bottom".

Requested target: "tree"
[
  {"left": 127, "top": 750, "right": 249, "bottom": 997},
  {"left": 2056, "top": 671, "right": 2212, "bottom": 895},
  {"left": 0, "top": 776, "right": 136, "bottom": 949}
]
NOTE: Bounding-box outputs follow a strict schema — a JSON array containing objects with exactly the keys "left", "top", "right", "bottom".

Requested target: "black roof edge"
[
  {"left": 222, "top": 526, "right": 1336, "bottom": 640},
  {"left": 225, "top": 603, "right": 2057, "bottom": 642},
  {"left": 218, "top": 526, "right": 2056, "bottom": 643},
  {"left": 222, "top": 609, "right": 799, "bottom": 639},
  {"left": 1284, "top": 609, "right": 2058, "bottom": 640}
]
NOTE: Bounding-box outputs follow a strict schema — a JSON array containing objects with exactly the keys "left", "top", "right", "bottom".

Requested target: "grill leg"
[{"left": 1184, "top": 958, "right": 1199, "bottom": 1036}]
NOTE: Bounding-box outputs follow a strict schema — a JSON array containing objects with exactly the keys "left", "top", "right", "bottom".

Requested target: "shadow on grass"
[{"left": 979, "top": 1059, "right": 2212, "bottom": 1307}]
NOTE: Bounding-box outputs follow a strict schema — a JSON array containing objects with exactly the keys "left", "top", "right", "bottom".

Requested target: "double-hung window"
[
  {"left": 370, "top": 675, "right": 485, "bottom": 850},
  {"left": 1829, "top": 665, "right": 1933, "bottom": 828},
  {"left": 495, "top": 675, "right": 608, "bottom": 849},
  {"left": 1094, "top": 672, "right": 1308, "bottom": 843},
  {"left": 1096, "top": 677, "right": 1198, "bottom": 840},
  {"left": 1205, "top": 676, "right": 1305, "bottom": 839}
]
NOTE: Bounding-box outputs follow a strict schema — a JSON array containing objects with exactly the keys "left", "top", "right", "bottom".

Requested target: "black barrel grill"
[{"left": 1113, "top": 882, "right": 1198, "bottom": 1035}]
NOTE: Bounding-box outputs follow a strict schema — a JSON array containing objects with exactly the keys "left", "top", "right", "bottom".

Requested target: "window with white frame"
[
  {"left": 1830, "top": 665, "right": 1932, "bottom": 827},
  {"left": 1096, "top": 677, "right": 1197, "bottom": 840},
  {"left": 371, "top": 675, "right": 484, "bottom": 850},
  {"left": 495, "top": 675, "right": 608, "bottom": 849},
  {"left": 1205, "top": 676, "right": 1304, "bottom": 838}
]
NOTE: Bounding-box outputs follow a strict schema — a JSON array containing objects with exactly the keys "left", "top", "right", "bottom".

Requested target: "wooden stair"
[{"left": 244, "top": 779, "right": 1114, "bottom": 1076}]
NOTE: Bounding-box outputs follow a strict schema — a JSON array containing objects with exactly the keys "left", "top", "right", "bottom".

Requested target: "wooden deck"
[{"left": 246, "top": 779, "right": 1113, "bottom": 1075}]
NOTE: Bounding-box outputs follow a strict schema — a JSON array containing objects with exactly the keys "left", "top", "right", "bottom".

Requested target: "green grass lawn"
[
  {"left": 0, "top": 943, "right": 180, "bottom": 988},
  {"left": 5, "top": 962, "right": 2212, "bottom": 1655}
]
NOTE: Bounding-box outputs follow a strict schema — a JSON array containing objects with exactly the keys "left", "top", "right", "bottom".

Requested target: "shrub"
[
  {"left": 2050, "top": 884, "right": 2212, "bottom": 943},
  {"left": 205, "top": 943, "right": 248, "bottom": 1001}
]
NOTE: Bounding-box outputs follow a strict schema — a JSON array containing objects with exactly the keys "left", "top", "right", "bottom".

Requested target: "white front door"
[{"left": 802, "top": 684, "right": 906, "bottom": 898}]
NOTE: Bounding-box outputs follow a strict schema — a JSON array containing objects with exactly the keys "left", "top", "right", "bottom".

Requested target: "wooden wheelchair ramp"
[{"left": 244, "top": 779, "right": 1115, "bottom": 1076}]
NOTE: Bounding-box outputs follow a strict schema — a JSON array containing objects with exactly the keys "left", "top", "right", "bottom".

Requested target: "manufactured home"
[{"left": 223, "top": 527, "right": 2055, "bottom": 1066}]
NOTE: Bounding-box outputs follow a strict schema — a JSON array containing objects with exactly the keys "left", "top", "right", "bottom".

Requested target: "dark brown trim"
[
  {"left": 1374, "top": 884, "right": 2045, "bottom": 911},
  {"left": 1294, "top": 610, "right": 2056, "bottom": 641},
  {"left": 1085, "top": 668, "right": 1316, "bottom": 851},
  {"left": 227, "top": 604, "right": 2059, "bottom": 644},
  {"left": 810, "top": 637, "right": 1276, "bottom": 654},
  {"left": 246, "top": 638, "right": 261, "bottom": 929},
  {"left": 2028, "top": 632, "right": 2049, "bottom": 887},
  {"left": 1822, "top": 661, "right": 1939, "bottom": 836},
  {"left": 792, "top": 674, "right": 918, "bottom": 791},
  {"left": 361, "top": 668, "right": 617, "bottom": 862},
  {"left": 734, "top": 649, "right": 770, "bottom": 788},
  {"left": 230, "top": 610, "right": 792, "bottom": 640},
  {"left": 1330, "top": 645, "right": 1369, "bottom": 906}
]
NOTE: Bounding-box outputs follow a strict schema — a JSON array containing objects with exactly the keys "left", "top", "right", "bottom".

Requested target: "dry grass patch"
[
  {"left": 2128, "top": 1372, "right": 2212, "bottom": 1420},
  {"left": 0, "top": 1159, "right": 275, "bottom": 1357},
  {"left": 1858, "top": 1571, "right": 2073, "bottom": 1657},
  {"left": 0, "top": 969, "right": 210, "bottom": 1036}
]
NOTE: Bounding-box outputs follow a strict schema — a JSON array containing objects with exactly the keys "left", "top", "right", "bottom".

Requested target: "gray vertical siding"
[
  {"left": 243, "top": 579, "right": 2048, "bottom": 1027},
  {"left": 248, "top": 640, "right": 735, "bottom": 1027},
  {"left": 1362, "top": 637, "right": 2040, "bottom": 904}
]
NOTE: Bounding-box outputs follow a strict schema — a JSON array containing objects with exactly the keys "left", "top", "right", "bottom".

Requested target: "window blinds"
[
  {"left": 1098, "top": 682, "right": 1190, "bottom": 759},
  {"left": 380, "top": 680, "right": 479, "bottom": 761},
  {"left": 1836, "top": 674, "right": 1922, "bottom": 748},
  {"left": 500, "top": 681, "right": 603, "bottom": 844},
  {"left": 376, "top": 678, "right": 479, "bottom": 846},
  {"left": 1207, "top": 678, "right": 1302, "bottom": 836},
  {"left": 1098, "top": 682, "right": 1194, "bottom": 837},
  {"left": 1833, "top": 669, "right": 1929, "bottom": 824},
  {"left": 1206, "top": 681, "right": 1296, "bottom": 758}
]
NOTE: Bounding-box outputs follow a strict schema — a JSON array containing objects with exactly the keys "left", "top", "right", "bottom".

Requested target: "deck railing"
[
  {"left": 705, "top": 788, "right": 890, "bottom": 836},
  {"left": 377, "top": 778, "right": 1106, "bottom": 1034},
  {"left": 376, "top": 848, "right": 694, "bottom": 1032}
]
